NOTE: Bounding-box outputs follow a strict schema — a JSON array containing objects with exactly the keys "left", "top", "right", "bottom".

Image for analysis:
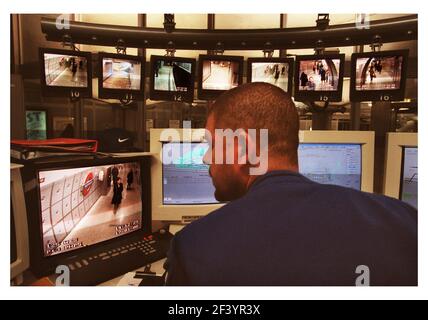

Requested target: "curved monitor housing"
[
  {"left": 39, "top": 47, "right": 93, "bottom": 98},
  {"left": 383, "top": 133, "right": 417, "bottom": 209},
  {"left": 149, "top": 55, "right": 196, "bottom": 102},
  {"left": 247, "top": 57, "right": 294, "bottom": 94},
  {"left": 294, "top": 54, "right": 345, "bottom": 102},
  {"left": 298, "top": 130, "right": 375, "bottom": 193},
  {"left": 150, "top": 128, "right": 224, "bottom": 223},
  {"left": 98, "top": 52, "right": 145, "bottom": 100},
  {"left": 197, "top": 54, "right": 244, "bottom": 100},
  {"left": 350, "top": 50, "right": 409, "bottom": 102}
]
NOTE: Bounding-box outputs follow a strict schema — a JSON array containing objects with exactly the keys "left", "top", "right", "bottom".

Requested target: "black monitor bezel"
[
  {"left": 350, "top": 49, "right": 409, "bottom": 102},
  {"left": 246, "top": 57, "right": 295, "bottom": 94},
  {"left": 161, "top": 141, "right": 220, "bottom": 206},
  {"left": 294, "top": 53, "right": 345, "bottom": 102},
  {"left": 39, "top": 47, "right": 93, "bottom": 98},
  {"left": 20, "top": 155, "right": 152, "bottom": 277},
  {"left": 197, "top": 54, "right": 244, "bottom": 100},
  {"left": 98, "top": 52, "right": 145, "bottom": 100},
  {"left": 149, "top": 55, "right": 196, "bottom": 103}
]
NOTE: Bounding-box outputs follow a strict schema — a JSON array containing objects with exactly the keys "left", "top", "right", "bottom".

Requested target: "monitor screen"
[
  {"left": 297, "top": 58, "right": 341, "bottom": 92},
  {"left": 26, "top": 110, "right": 47, "bottom": 140},
  {"left": 201, "top": 59, "right": 240, "bottom": 91},
  {"left": 400, "top": 147, "right": 417, "bottom": 209},
  {"left": 298, "top": 143, "right": 362, "bottom": 190},
  {"left": 101, "top": 57, "right": 142, "bottom": 91},
  {"left": 38, "top": 162, "right": 142, "bottom": 257},
  {"left": 153, "top": 59, "right": 193, "bottom": 93},
  {"left": 162, "top": 142, "right": 218, "bottom": 205},
  {"left": 249, "top": 60, "right": 292, "bottom": 92},
  {"left": 43, "top": 52, "right": 88, "bottom": 88},
  {"left": 355, "top": 55, "right": 404, "bottom": 91}
]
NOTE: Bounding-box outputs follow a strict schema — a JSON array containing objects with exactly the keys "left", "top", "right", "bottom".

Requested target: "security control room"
[{"left": 10, "top": 12, "right": 418, "bottom": 288}]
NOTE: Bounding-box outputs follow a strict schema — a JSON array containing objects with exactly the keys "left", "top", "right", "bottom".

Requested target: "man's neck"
[{"left": 245, "top": 160, "right": 298, "bottom": 191}]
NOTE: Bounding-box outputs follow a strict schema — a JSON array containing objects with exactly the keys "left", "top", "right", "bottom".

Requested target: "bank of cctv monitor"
[
  {"left": 150, "top": 129, "right": 224, "bottom": 223},
  {"left": 298, "top": 131, "right": 375, "bottom": 192},
  {"left": 11, "top": 164, "right": 30, "bottom": 285},
  {"left": 383, "top": 133, "right": 417, "bottom": 209}
]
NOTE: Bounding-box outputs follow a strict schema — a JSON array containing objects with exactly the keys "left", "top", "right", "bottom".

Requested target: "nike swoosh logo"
[{"left": 118, "top": 138, "right": 129, "bottom": 143}]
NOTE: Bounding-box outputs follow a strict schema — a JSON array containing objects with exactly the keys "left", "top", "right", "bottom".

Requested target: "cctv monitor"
[
  {"left": 350, "top": 50, "right": 409, "bottom": 102},
  {"left": 384, "top": 133, "right": 417, "bottom": 208},
  {"left": 39, "top": 48, "right": 92, "bottom": 98},
  {"left": 98, "top": 52, "right": 145, "bottom": 100},
  {"left": 294, "top": 54, "right": 345, "bottom": 102},
  {"left": 247, "top": 57, "right": 294, "bottom": 93},
  {"left": 10, "top": 164, "right": 30, "bottom": 285},
  {"left": 150, "top": 128, "right": 224, "bottom": 223},
  {"left": 198, "top": 55, "right": 243, "bottom": 100},
  {"left": 20, "top": 155, "right": 152, "bottom": 277},
  {"left": 298, "top": 130, "right": 375, "bottom": 192},
  {"left": 150, "top": 55, "right": 196, "bottom": 102}
]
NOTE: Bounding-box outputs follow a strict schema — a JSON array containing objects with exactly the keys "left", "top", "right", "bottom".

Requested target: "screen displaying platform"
[
  {"left": 201, "top": 60, "right": 240, "bottom": 90},
  {"left": 250, "top": 62, "right": 291, "bottom": 92},
  {"left": 298, "top": 58, "right": 341, "bottom": 91},
  {"left": 298, "top": 143, "right": 362, "bottom": 190},
  {"left": 400, "top": 147, "right": 418, "bottom": 209},
  {"left": 162, "top": 142, "right": 218, "bottom": 205},
  {"left": 44, "top": 53, "right": 88, "bottom": 88},
  {"left": 38, "top": 162, "right": 142, "bottom": 257},
  {"left": 154, "top": 59, "right": 193, "bottom": 92},
  {"left": 102, "top": 57, "right": 142, "bottom": 90},
  {"left": 355, "top": 55, "right": 404, "bottom": 91}
]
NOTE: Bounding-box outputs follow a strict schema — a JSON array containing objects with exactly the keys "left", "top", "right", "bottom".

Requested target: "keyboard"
[{"left": 58, "top": 230, "right": 173, "bottom": 286}]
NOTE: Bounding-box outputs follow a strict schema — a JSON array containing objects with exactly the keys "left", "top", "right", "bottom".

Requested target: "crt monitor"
[
  {"left": 150, "top": 55, "right": 196, "bottom": 102},
  {"left": 20, "top": 155, "right": 151, "bottom": 276},
  {"left": 39, "top": 47, "right": 92, "bottom": 98},
  {"left": 197, "top": 54, "right": 244, "bottom": 100},
  {"left": 247, "top": 57, "right": 294, "bottom": 93},
  {"left": 98, "top": 52, "right": 145, "bottom": 100},
  {"left": 383, "top": 133, "right": 417, "bottom": 209},
  {"left": 11, "top": 164, "right": 30, "bottom": 285},
  {"left": 150, "top": 129, "right": 224, "bottom": 223},
  {"left": 294, "top": 54, "right": 345, "bottom": 102},
  {"left": 298, "top": 130, "right": 375, "bottom": 193},
  {"left": 350, "top": 50, "right": 409, "bottom": 102}
]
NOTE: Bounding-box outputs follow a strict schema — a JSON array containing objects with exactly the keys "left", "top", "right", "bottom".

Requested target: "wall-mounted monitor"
[
  {"left": 350, "top": 50, "right": 409, "bottom": 102},
  {"left": 39, "top": 48, "right": 92, "bottom": 98},
  {"left": 294, "top": 54, "right": 345, "bottom": 102},
  {"left": 198, "top": 54, "right": 243, "bottom": 100},
  {"left": 98, "top": 52, "right": 145, "bottom": 100},
  {"left": 247, "top": 57, "right": 294, "bottom": 93},
  {"left": 149, "top": 55, "right": 196, "bottom": 102}
]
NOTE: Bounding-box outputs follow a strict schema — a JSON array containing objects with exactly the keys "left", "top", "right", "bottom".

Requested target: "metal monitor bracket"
[
  {"left": 370, "top": 35, "right": 383, "bottom": 52},
  {"left": 116, "top": 38, "right": 127, "bottom": 55}
]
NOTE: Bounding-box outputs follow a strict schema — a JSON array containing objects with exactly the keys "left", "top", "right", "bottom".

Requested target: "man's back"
[{"left": 165, "top": 171, "right": 417, "bottom": 286}]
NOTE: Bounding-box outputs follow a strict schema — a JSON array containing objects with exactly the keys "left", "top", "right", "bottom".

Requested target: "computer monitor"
[
  {"left": 383, "top": 133, "right": 417, "bottom": 208},
  {"left": 98, "top": 52, "right": 145, "bottom": 100},
  {"left": 150, "top": 129, "right": 224, "bottom": 223},
  {"left": 11, "top": 164, "right": 30, "bottom": 285},
  {"left": 39, "top": 47, "right": 92, "bottom": 98},
  {"left": 197, "top": 54, "right": 244, "bottom": 100},
  {"left": 150, "top": 55, "right": 196, "bottom": 102},
  {"left": 20, "top": 155, "right": 151, "bottom": 277},
  {"left": 294, "top": 54, "right": 345, "bottom": 102},
  {"left": 246, "top": 57, "right": 294, "bottom": 93},
  {"left": 298, "top": 130, "right": 375, "bottom": 192},
  {"left": 350, "top": 50, "right": 409, "bottom": 102}
]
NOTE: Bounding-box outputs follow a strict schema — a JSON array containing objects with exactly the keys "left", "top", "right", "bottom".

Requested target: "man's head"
[{"left": 203, "top": 82, "right": 300, "bottom": 202}]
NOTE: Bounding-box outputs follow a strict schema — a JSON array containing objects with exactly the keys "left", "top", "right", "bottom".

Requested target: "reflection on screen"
[
  {"left": 162, "top": 142, "right": 218, "bottom": 205},
  {"left": 298, "top": 143, "right": 362, "bottom": 190},
  {"left": 39, "top": 162, "right": 142, "bottom": 257},
  {"left": 400, "top": 147, "right": 417, "bottom": 209}
]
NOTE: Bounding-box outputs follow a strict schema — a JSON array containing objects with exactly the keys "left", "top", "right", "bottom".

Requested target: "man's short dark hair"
[{"left": 207, "top": 82, "right": 300, "bottom": 165}]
